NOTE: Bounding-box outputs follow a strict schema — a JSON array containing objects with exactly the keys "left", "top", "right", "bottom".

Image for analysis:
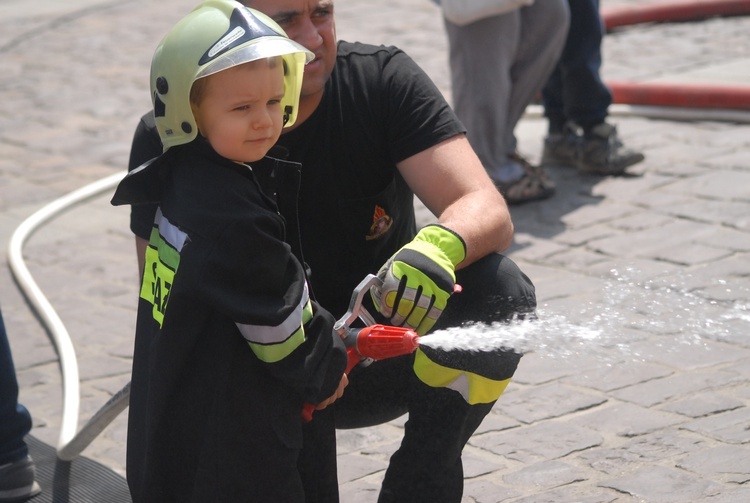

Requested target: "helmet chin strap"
[{"left": 283, "top": 105, "right": 292, "bottom": 125}]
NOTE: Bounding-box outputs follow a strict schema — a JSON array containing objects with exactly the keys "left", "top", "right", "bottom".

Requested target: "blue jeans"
[
  {"left": 0, "top": 306, "right": 32, "bottom": 465},
  {"left": 542, "top": 0, "right": 612, "bottom": 132}
]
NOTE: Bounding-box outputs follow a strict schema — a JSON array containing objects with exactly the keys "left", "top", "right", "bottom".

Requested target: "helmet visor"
[{"left": 196, "top": 37, "right": 313, "bottom": 80}]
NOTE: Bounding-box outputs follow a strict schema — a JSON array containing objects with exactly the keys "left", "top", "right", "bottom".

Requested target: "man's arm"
[
  {"left": 371, "top": 133, "right": 514, "bottom": 334},
  {"left": 397, "top": 133, "right": 513, "bottom": 268}
]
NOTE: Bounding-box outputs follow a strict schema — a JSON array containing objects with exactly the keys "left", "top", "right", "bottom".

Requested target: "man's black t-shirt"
[{"left": 129, "top": 41, "right": 465, "bottom": 315}]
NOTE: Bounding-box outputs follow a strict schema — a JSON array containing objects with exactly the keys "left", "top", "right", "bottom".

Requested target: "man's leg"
[
  {"left": 0, "top": 308, "right": 32, "bottom": 466},
  {"left": 509, "top": 1, "right": 570, "bottom": 151},
  {"left": 542, "top": 0, "right": 644, "bottom": 174},
  {"left": 545, "top": 0, "right": 611, "bottom": 130},
  {"left": 441, "top": 252, "right": 537, "bottom": 327},
  {"left": 0, "top": 306, "right": 41, "bottom": 503},
  {"left": 336, "top": 254, "right": 535, "bottom": 502},
  {"left": 445, "top": 2, "right": 568, "bottom": 204},
  {"left": 444, "top": 11, "right": 521, "bottom": 184}
]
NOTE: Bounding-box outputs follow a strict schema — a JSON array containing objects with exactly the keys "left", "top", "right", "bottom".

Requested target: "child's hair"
[{"left": 189, "top": 56, "right": 284, "bottom": 107}]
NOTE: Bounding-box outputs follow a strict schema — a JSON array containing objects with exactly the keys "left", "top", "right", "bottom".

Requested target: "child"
[{"left": 111, "top": 1, "right": 347, "bottom": 501}]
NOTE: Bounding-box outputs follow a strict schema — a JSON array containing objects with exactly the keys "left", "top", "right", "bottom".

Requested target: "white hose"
[{"left": 7, "top": 171, "right": 125, "bottom": 455}]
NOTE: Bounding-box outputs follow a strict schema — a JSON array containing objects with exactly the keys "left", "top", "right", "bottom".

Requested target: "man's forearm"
[
  {"left": 437, "top": 186, "right": 513, "bottom": 269},
  {"left": 398, "top": 135, "right": 514, "bottom": 268}
]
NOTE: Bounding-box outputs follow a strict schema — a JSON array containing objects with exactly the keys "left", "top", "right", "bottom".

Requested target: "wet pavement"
[{"left": 1, "top": 0, "right": 749, "bottom": 501}]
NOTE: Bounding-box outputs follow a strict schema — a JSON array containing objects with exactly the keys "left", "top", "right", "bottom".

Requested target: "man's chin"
[{"left": 300, "top": 78, "right": 328, "bottom": 100}]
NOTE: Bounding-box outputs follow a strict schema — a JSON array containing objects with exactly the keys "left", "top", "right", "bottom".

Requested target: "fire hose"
[
  {"left": 601, "top": 0, "right": 750, "bottom": 114},
  {"left": 6, "top": 0, "right": 750, "bottom": 462}
]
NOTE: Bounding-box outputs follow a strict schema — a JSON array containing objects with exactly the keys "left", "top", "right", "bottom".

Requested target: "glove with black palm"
[{"left": 371, "top": 224, "right": 466, "bottom": 335}]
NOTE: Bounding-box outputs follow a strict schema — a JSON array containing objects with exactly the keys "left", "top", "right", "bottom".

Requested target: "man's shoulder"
[
  {"left": 336, "top": 41, "right": 405, "bottom": 65},
  {"left": 337, "top": 40, "right": 399, "bottom": 55}
]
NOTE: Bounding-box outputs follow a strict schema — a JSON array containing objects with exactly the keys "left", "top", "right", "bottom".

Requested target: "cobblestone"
[{"left": 1, "top": 0, "right": 749, "bottom": 501}]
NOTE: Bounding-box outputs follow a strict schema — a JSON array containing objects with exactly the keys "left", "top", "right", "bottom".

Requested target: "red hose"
[
  {"left": 608, "top": 81, "right": 750, "bottom": 109},
  {"left": 600, "top": 0, "right": 750, "bottom": 110},
  {"left": 603, "top": 0, "right": 750, "bottom": 31}
]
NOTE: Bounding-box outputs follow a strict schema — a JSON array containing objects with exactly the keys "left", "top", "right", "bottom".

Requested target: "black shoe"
[
  {"left": 541, "top": 121, "right": 582, "bottom": 168},
  {"left": 542, "top": 121, "right": 645, "bottom": 175},
  {"left": 578, "top": 122, "right": 645, "bottom": 175},
  {"left": 0, "top": 456, "right": 41, "bottom": 502}
]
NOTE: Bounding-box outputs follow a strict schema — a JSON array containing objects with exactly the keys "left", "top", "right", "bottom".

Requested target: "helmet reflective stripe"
[
  {"left": 150, "top": 0, "right": 313, "bottom": 152},
  {"left": 198, "top": 6, "right": 282, "bottom": 72}
]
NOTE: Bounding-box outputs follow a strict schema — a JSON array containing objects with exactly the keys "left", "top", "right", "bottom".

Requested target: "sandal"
[{"left": 496, "top": 154, "right": 556, "bottom": 205}]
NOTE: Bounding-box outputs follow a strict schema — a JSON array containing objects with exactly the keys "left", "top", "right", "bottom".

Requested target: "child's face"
[{"left": 192, "top": 60, "right": 285, "bottom": 163}]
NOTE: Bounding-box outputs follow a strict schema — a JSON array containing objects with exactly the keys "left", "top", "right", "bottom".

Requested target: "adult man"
[{"left": 127, "top": 1, "right": 536, "bottom": 501}]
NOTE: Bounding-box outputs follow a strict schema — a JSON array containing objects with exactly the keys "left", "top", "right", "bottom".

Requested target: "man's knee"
[{"left": 438, "top": 253, "right": 536, "bottom": 328}]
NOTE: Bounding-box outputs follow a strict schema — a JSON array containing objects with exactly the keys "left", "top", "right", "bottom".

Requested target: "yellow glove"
[{"left": 371, "top": 224, "right": 466, "bottom": 335}]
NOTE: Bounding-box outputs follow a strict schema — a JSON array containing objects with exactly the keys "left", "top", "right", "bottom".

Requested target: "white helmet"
[{"left": 150, "top": 0, "right": 313, "bottom": 151}]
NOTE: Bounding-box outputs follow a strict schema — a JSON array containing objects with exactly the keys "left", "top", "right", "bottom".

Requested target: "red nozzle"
[
  {"left": 302, "top": 402, "right": 315, "bottom": 422},
  {"left": 304, "top": 324, "right": 420, "bottom": 422},
  {"left": 355, "top": 324, "right": 420, "bottom": 361}
]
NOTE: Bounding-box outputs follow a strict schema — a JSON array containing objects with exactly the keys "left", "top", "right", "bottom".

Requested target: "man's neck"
[{"left": 285, "top": 90, "right": 324, "bottom": 132}]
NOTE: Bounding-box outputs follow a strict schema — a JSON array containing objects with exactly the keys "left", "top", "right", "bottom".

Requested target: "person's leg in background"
[
  {"left": 444, "top": 1, "right": 569, "bottom": 205},
  {"left": 542, "top": 0, "right": 645, "bottom": 175},
  {"left": 0, "top": 306, "right": 41, "bottom": 502}
]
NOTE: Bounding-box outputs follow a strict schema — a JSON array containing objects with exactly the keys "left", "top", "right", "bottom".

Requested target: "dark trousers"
[
  {"left": 0, "top": 306, "right": 32, "bottom": 466},
  {"left": 542, "top": 0, "right": 613, "bottom": 132},
  {"left": 299, "top": 253, "right": 536, "bottom": 502}
]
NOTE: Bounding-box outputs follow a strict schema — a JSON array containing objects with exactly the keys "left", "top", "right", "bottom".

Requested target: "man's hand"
[{"left": 371, "top": 224, "right": 466, "bottom": 335}]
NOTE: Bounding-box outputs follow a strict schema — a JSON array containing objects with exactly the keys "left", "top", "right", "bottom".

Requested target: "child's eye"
[
  {"left": 268, "top": 99, "right": 281, "bottom": 106},
  {"left": 234, "top": 105, "right": 250, "bottom": 111}
]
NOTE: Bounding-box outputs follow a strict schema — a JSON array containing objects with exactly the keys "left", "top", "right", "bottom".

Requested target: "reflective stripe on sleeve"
[
  {"left": 237, "top": 282, "right": 313, "bottom": 363},
  {"left": 413, "top": 349, "right": 511, "bottom": 405},
  {"left": 140, "top": 209, "right": 187, "bottom": 327}
]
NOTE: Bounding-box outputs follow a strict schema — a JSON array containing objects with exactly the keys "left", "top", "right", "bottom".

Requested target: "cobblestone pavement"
[{"left": 1, "top": 1, "right": 749, "bottom": 501}]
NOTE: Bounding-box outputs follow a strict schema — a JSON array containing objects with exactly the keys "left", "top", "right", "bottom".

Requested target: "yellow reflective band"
[
  {"left": 140, "top": 219, "right": 184, "bottom": 328},
  {"left": 140, "top": 243, "right": 158, "bottom": 302},
  {"left": 242, "top": 297, "right": 313, "bottom": 363},
  {"left": 413, "top": 349, "right": 511, "bottom": 405},
  {"left": 247, "top": 327, "right": 306, "bottom": 363}
]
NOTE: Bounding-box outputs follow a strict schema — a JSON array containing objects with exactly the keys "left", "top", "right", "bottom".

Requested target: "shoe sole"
[{"left": 0, "top": 481, "right": 41, "bottom": 502}]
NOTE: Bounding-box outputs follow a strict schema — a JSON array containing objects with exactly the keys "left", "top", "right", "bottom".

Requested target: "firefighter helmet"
[{"left": 150, "top": 0, "right": 313, "bottom": 151}]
